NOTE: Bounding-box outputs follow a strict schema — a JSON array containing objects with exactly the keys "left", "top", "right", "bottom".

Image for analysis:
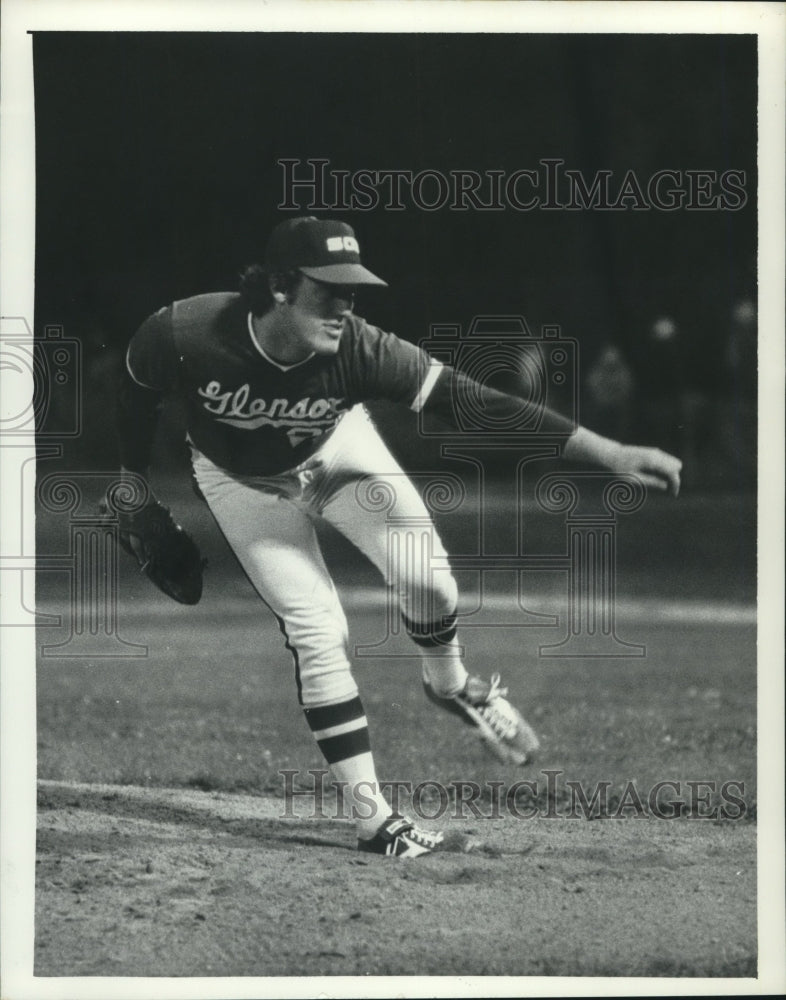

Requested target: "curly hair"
[{"left": 238, "top": 264, "right": 303, "bottom": 316}]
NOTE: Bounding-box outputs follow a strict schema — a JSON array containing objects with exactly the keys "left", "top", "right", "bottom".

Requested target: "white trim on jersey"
[
  {"left": 125, "top": 343, "right": 159, "bottom": 390},
  {"left": 246, "top": 312, "right": 315, "bottom": 372},
  {"left": 409, "top": 359, "right": 444, "bottom": 413}
]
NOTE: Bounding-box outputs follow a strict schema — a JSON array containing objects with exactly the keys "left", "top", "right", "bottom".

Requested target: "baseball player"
[{"left": 115, "top": 216, "right": 681, "bottom": 858}]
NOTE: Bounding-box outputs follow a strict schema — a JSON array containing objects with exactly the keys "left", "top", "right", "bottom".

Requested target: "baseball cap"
[{"left": 264, "top": 217, "right": 388, "bottom": 287}]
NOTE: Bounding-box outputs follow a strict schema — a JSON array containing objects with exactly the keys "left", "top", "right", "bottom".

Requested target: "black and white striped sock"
[{"left": 303, "top": 696, "right": 392, "bottom": 839}]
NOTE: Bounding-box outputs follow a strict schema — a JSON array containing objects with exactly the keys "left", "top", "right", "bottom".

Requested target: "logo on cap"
[
  {"left": 326, "top": 236, "right": 360, "bottom": 254},
  {"left": 264, "top": 216, "right": 387, "bottom": 286}
]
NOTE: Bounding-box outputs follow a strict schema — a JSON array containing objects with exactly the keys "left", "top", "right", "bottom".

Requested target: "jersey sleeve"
[
  {"left": 351, "top": 321, "right": 575, "bottom": 436},
  {"left": 116, "top": 306, "right": 179, "bottom": 472},
  {"left": 350, "top": 321, "right": 433, "bottom": 406}
]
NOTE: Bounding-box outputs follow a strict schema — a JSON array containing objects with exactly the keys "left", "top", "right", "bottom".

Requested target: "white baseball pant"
[{"left": 191, "top": 405, "right": 459, "bottom": 708}]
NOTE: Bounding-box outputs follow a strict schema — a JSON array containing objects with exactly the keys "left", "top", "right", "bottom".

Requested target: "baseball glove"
[{"left": 110, "top": 499, "right": 206, "bottom": 605}]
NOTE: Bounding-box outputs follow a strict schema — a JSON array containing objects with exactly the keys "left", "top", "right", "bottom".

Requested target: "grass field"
[
  {"left": 33, "top": 488, "right": 759, "bottom": 980},
  {"left": 37, "top": 602, "right": 756, "bottom": 806}
]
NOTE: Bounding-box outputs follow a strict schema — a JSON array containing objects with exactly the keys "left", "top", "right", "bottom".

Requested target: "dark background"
[{"left": 33, "top": 32, "right": 757, "bottom": 485}]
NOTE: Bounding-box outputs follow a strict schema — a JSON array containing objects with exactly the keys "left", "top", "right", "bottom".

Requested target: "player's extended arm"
[
  {"left": 563, "top": 426, "right": 682, "bottom": 497},
  {"left": 418, "top": 364, "right": 681, "bottom": 497}
]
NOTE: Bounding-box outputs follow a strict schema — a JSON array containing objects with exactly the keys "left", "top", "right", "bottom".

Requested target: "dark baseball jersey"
[{"left": 120, "top": 292, "right": 574, "bottom": 475}]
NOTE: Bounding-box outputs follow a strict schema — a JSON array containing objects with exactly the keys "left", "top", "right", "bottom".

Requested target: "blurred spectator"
[
  {"left": 582, "top": 342, "right": 635, "bottom": 441},
  {"left": 723, "top": 298, "right": 757, "bottom": 400},
  {"left": 718, "top": 298, "right": 757, "bottom": 488},
  {"left": 632, "top": 316, "right": 716, "bottom": 489},
  {"left": 633, "top": 316, "right": 686, "bottom": 456}
]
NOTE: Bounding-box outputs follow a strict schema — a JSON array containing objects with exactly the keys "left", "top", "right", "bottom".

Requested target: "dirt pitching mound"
[{"left": 36, "top": 780, "right": 756, "bottom": 978}]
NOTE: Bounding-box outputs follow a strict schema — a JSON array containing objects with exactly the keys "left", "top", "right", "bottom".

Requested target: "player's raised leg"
[
  {"left": 315, "top": 407, "right": 467, "bottom": 695},
  {"left": 317, "top": 407, "right": 539, "bottom": 765}
]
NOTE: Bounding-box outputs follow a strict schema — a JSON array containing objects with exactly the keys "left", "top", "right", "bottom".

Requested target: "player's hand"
[
  {"left": 563, "top": 427, "right": 682, "bottom": 496},
  {"left": 607, "top": 444, "right": 682, "bottom": 497}
]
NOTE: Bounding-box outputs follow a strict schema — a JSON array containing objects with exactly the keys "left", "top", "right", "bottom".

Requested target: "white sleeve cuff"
[{"left": 409, "top": 359, "right": 444, "bottom": 413}]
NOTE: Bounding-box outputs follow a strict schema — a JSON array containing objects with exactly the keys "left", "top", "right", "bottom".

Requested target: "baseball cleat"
[
  {"left": 423, "top": 672, "right": 540, "bottom": 765},
  {"left": 357, "top": 816, "right": 445, "bottom": 858}
]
